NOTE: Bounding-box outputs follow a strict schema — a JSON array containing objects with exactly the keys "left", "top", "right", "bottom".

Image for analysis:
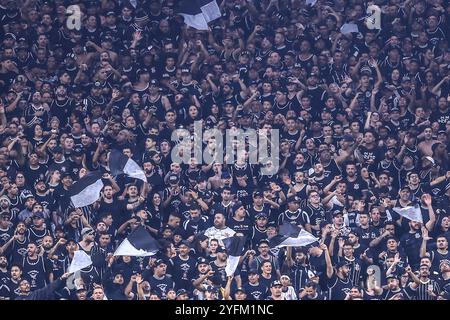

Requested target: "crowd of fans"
[{"left": 0, "top": 0, "right": 450, "bottom": 300}]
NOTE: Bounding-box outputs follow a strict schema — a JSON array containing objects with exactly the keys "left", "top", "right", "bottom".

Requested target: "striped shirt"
[
  {"left": 339, "top": 256, "right": 364, "bottom": 286},
  {"left": 415, "top": 279, "right": 440, "bottom": 300}
]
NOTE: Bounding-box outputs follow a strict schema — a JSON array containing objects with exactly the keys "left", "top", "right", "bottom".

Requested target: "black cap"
[
  {"left": 332, "top": 210, "right": 343, "bottom": 217},
  {"left": 136, "top": 68, "right": 149, "bottom": 76},
  {"left": 179, "top": 240, "right": 191, "bottom": 248},
  {"left": 101, "top": 35, "right": 113, "bottom": 42},
  {"left": 196, "top": 257, "right": 208, "bottom": 266},
  {"left": 253, "top": 190, "right": 263, "bottom": 198},
  {"left": 271, "top": 280, "right": 282, "bottom": 288},
  {"left": 181, "top": 68, "right": 190, "bottom": 74},
  {"left": 248, "top": 269, "right": 258, "bottom": 275},
  {"left": 176, "top": 289, "right": 188, "bottom": 297},
  {"left": 154, "top": 259, "right": 166, "bottom": 267},
  {"left": 386, "top": 274, "right": 399, "bottom": 280},
  {"left": 53, "top": 146, "right": 64, "bottom": 154},
  {"left": 73, "top": 146, "right": 83, "bottom": 156},
  {"left": 168, "top": 173, "right": 179, "bottom": 184},
  {"left": 61, "top": 171, "right": 73, "bottom": 180},
  {"left": 34, "top": 178, "right": 46, "bottom": 187},
  {"left": 255, "top": 212, "right": 268, "bottom": 219},
  {"left": 335, "top": 260, "right": 349, "bottom": 269},
  {"left": 287, "top": 196, "right": 300, "bottom": 203},
  {"left": 221, "top": 171, "right": 231, "bottom": 179},
  {"left": 216, "top": 246, "right": 227, "bottom": 253},
  {"left": 235, "top": 287, "right": 246, "bottom": 294}
]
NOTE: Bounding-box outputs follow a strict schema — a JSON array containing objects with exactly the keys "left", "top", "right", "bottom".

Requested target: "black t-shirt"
[
  {"left": 277, "top": 209, "right": 309, "bottom": 227},
  {"left": 400, "top": 231, "right": 423, "bottom": 268},
  {"left": 148, "top": 274, "right": 175, "bottom": 299},
  {"left": 345, "top": 177, "right": 369, "bottom": 199},
  {"left": 97, "top": 199, "right": 128, "bottom": 228},
  {"left": 358, "top": 145, "right": 383, "bottom": 171},
  {"left": 0, "top": 226, "right": 13, "bottom": 246},
  {"left": 380, "top": 284, "right": 416, "bottom": 300},
  {"left": 355, "top": 226, "right": 379, "bottom": 248},
  {"left": 22, "top": 255, "right": 51, "bottom": 290},
  {"left": 243, "top": 281, "right": 268, "bottom": 300},
  {"left": 170, "top": 255, "right": 196, "bottom": 291},
  {"left": 27, "top": 227, "right": 51, "bottom": 246},
  {"left": 327, "top": 273, "right": 352, "bottom": 300},
  {"left": 228, "top": 217, "right": 253, "bottom": 238},
  {"left": 302, "top": 204, "right": 327, "bottom": 236},
  {"left": 0, "top": 270, "right": 10, "bottom": 299}
]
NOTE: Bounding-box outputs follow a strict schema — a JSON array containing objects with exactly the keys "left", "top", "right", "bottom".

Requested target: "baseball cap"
[
  {"left": 332, "top": 210, "right": 343, "bottom": 217},
  {"left": 271, "top": 280, "right": 282, "bottom": 288},
  {"left": 401, "top": 75, "right": 411, "bottom": 82},
  {"left": 400, "top": 185, "right": 411, "bottom": 191},
  {"left": 253, "top": 190, "right": 263, "bottom": 198},
  {"left": 179, "top": 240, "right": 191, "bottom": 248},
  {"left": 216, "top": 246, "right": 227, "bottom": 253},
  {"left": 221, "top": 171, "right": 231, "bottom": 179},
  {"left": 23, "top": 192, "right": 35, "bottom": 200},
  {"left": 73, "top": 146, "right": 83, "bottom": 156},
  {"left": 52, "top": 146, "right": 63, "bottom": 154},
  {"left": 181, "top": 68, "right": 190, "bottom": 74},
  {"left": 168, "top": 173, "right": 179, "bottom": 184},
  {"left": 255, "top": 212, "right": 268, "bottom": 219},
  {"left": 196, "top": 257, "right": 208, "bottom": 266},
  {"left": 335, "top": 260, "right": 349, "bottom": 269},
  {"left": 61, "top": 172, "right": 72, "bottom": 180},
  {"left": 34, "top": 178, "right": 46, "bottom": 187},
  {"left": 176, "top": 289, "right": 188, "bottom": 297},
  {"left": 232, "top": 202, "right": 245, "bottom": 214},
  {"left": 154, "top": 259, "right": 166, "bottom": 267},
  {"left": 81, "top": 227, "right": 94, "bottom": 237},
  {"left": 32, "top": 211, "right": 44, "bottom": 219},
  {"left": 235, "top": 287, "right": 246, "bottom": 294},
  {"left": 386, "top": 274, "right": 399, "bottom": 280},
  {"left": 248, "top": 268, "right": 259, "bottom": 275},
  {"left": 287, "top": 196, "right": 300, "bottom": 203}
]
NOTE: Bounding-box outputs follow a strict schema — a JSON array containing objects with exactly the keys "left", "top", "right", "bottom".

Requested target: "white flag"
[
  {"left": 340, "top": 23, "right": 359, "bottom": 34},
  {"left": 68, "top": 251, "right": 92, "bottom": 273},
  {"left": 393, "top": 205, "right": 423, "bottom": 223}
]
